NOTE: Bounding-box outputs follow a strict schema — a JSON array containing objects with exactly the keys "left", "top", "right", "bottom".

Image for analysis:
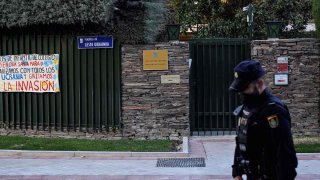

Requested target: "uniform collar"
[
  {"left": 244, "top": 89, "right": 270, "bottom": 108},
  {"left": 259, "top": 89, "right": 271, "bottom": 102}
]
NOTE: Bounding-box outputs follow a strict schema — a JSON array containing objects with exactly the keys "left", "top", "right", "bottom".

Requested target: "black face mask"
[{"left": 240, "top": 86, "right": 260, "bottom": 106}]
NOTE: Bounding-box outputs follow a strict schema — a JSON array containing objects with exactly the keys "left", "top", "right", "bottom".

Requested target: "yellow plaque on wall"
[{"left": 143, "top": 50, "right": 168, "bottom": 70}]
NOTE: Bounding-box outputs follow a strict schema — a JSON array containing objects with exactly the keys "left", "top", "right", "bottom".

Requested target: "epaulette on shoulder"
[
  {"left": 268, "top": 102, "right": 276, "bottom": 106},
  {"left": 266, "top": 101, "right": 288, "bottom": 113}
]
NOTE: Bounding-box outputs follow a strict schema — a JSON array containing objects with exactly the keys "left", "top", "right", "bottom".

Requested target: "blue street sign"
[{"left": 77, "top": 36, "right": 113, "bottom": 49}]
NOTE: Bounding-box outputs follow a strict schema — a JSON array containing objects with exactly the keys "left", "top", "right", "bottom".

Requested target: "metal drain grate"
[{"left": 156, "top": 158, "right": 206, "bottom": 167}]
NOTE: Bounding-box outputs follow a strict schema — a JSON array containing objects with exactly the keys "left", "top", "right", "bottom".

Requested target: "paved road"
[{"left": 0, "top": 136, "right": 319, "bottom": 180}]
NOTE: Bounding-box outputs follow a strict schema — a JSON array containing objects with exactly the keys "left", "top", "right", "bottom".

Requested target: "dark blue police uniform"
[{"left": 229, "top": 60, "right": 298, "bottom": 180}]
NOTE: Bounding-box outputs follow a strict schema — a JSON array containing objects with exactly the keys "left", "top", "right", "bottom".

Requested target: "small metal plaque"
[
  {"left": 274, "top": 74, "right": 289, "bottom": 86},
  {"left": 161, "top": 75, "right": 180, "bottom": 84},
  {"left": 143, "top": 50, "right": 168, "bottom": 70}
]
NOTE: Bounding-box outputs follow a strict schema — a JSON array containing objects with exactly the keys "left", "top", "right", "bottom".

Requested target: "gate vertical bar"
[
  {"left": 3, "top": 33, "right": 10, "bottom": 129},
  {"left": 228, "top": 41, "right": 232, "bottom": 134},
  {"left": 94, "top": 48, "right": 101, "bottom": 130},
  {"left": 222, "top": 40, "right": 225, "bottom": 135},
  {"left": 81, "top": 48, "right": 88, "bottom": 130},
  {"left": 13, "top": 33, "right": 21, "bottom": 129},
  {"left": 101, "top": 48, "right": 108, "bottom": 131},
  {"left": 196, "top": 42, "right": 200, "bottom": 135},
  {"left": 68, "top": 33, "right": 75, "bottom": 131},
  {"left": 26, "top": 32, "right": 32, "bottom": 129},
  {"left": 0, "top": 34, "right": 3, "bottom": 124},
  {"left": 61, "top": 34, "right": 69, "bottom": 130},
  {"left": 209, "top": 43, "right": 212, "bottom": 135},
  {"left": 202, "top": 41, "right": 206, "bottom": 135},
  {"left": 43, "top": 33, "right": 50, "bottom": 131},
  {"left": 189, "top": 42, "right": 195, "bottom": 135},
  {"left": 18, "top": 32, "right": 25, "bottom": 129},
  {"left": 215, "top": 41, "right": 219, "bottom": 135},
  {"left": 19, "top": 32, "right": 26, "bottom": 129},
  {"left": 3, "top": 34, "right": 9, "bottom": 128},
  {"left": 8, "top": 33, "right": 15, "bottom": 129},
  {"left": 114, "top": 40, "right": 121, "bottom": 128},
  {"left": 49, "top": 33, "right": 56, "bottom": 130},
  {"left": 74, "top": 34, "right": 81, "bottom": 131},
  {"left": 32, "top": 32, "right": 37, "bottom": 129},
  {"left": 88, "top": 49, "right": 94, "bottom": 130},
  {"left": 36, "top": 33, "right": 44, "bottom": 130},
  {"left": 56, "top": 32, "right": 62, "bottom": 131},
  {"left": 107, "top": 48, "right": 114, "bottom": 129},
  {"left": 234, "top": 40, "right": 238, "bottom": 119}
]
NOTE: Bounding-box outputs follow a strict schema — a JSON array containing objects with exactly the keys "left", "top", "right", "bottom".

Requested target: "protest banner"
[{"left": 0, "top": 54, "right": 59, "bottom": 92}]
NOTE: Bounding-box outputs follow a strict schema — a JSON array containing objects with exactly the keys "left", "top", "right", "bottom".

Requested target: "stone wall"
[
  {"left": 252, "top": 38, "right": 320, "bottom": 136},
  {"left": 121, "top": 42, "right": 190, "bottom": 140}
]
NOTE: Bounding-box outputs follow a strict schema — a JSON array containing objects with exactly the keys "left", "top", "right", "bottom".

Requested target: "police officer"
[{"left": 229, "top": 60, "right": 298, "bottom": 180}]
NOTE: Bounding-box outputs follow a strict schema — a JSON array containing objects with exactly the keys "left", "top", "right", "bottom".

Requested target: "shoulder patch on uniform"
[{"left": 267, "top": 115, "right": 278, "bottom": 128}]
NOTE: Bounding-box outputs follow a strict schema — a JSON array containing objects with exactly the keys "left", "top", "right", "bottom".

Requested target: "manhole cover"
[{"left": 156, "top": 157, "right": 206, "bottom": 167}]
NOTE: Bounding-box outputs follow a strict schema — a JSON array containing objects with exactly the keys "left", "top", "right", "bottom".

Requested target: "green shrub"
[
  {"left": 0, "top": 0, "right": 115, "bottom": 28},
  {"left": 171, "top": 0, "right": 313, "bottom": 39}
]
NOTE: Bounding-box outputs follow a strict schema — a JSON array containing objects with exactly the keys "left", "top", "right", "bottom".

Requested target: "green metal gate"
[
  {"left": 0, "top": 31, "right": 121, "bottom": 132},
  {"left": 189, "top": 39, "right": 250, "bottom": 136}
]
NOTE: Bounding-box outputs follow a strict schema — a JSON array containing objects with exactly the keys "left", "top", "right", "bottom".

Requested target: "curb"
[
  {"left": 297, "top": 153, "right": 320, "bottom": 155},
  {"left": 0, "top": 137, "right": 189, "bottom": 158}
]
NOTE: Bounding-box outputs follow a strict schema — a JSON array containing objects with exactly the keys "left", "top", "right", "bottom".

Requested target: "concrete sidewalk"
[{"left": 0, "top": 136, "right": 319, "bottom": 180}]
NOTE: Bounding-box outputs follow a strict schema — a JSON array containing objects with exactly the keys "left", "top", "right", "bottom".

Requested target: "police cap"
[{"left": 229, "top": 60, "right": 265, "bottom": 92}]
